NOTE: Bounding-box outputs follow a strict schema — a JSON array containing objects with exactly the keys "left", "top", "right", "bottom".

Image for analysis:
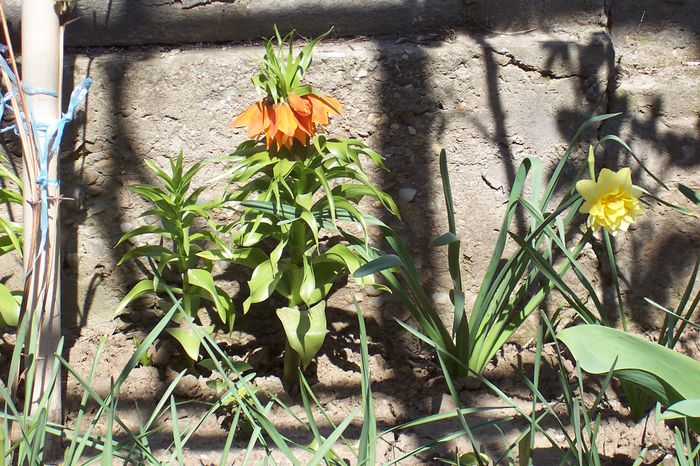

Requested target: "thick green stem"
[
  {"left": 283, "top": 223, "right": 304, "bottom": 390},
  {"left": 283, "top": 339, "right": 300, "bottom": 388},
  {"left": 289, "top": 221, "right": 307, "bottom": 267},
  {"left": 182, "top": 272, "right": 192, "bottom": 318}
]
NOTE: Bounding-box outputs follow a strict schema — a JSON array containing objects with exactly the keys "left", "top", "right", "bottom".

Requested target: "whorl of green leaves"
[
  {"left": 252, "top": 26, "right": 332, "bottom": 103},
  {"left": 218, "top": 135, "right": 397, "bottom": 314}
]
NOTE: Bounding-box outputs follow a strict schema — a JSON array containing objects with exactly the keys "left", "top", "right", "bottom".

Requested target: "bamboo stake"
[{"left": 20, "top": 0, "right": 63, "bottom": 458}]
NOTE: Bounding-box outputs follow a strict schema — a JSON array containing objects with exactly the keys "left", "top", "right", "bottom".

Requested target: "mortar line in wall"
[{"left": 63, "top": 31, "right": 432, "bottom": 57}]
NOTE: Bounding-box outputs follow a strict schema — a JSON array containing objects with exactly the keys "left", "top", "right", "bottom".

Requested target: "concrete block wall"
[{"left": 1, "top": 0, "right": 698, "bottom": 335}]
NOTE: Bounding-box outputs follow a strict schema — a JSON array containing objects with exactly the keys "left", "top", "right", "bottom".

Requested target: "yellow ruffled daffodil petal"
[{"left": 576, "top": 167, "right": 644, "bottom": 236}]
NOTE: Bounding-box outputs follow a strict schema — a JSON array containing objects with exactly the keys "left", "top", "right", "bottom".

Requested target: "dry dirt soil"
[{"left": 22, "top": 302, "right": 694, "bottom": 465}]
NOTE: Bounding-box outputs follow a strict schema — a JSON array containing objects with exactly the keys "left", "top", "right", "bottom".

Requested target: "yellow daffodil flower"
[{"left": 576, "top": 167, "right": 644, "bottom": 235}]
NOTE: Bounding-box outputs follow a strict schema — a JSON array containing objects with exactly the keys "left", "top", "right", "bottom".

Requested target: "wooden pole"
[{"left": 21, "top": 0, "right": 63, "bottom": 457}]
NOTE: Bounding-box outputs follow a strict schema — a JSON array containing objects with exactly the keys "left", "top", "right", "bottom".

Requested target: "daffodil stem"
[{"left": 603, "top": 230, "right": 627, "bottom": 332}]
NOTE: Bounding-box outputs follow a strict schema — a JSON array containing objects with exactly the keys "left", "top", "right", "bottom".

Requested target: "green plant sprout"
[{"left": 115, "top": 152, "right": 230, "bottom": 360}]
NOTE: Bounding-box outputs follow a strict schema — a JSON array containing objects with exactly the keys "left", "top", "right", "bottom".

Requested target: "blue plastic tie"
[
  {"left": 30, "top": 78, "right": 93, "bottom": 270},
  {"left": 0, "top": 58, "right": 92, "bottom": 273}
]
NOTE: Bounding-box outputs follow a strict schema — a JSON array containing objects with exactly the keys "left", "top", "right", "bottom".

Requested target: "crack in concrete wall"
[
  {"left": 145, "top": 0, "right": 236, "bottom": 9},
  {"left": 491, "top": 49, "right": 580, "bottom": 79}
]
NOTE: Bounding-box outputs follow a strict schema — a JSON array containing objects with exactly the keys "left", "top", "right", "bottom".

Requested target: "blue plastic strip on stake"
[
  {"left": 0, "top": 57, "right": 92, "bottom": 273},
  {"left": 30, "top": 78, "right": 93, "bottom": 269},
  {"left": 28, "top": 78, "right": 93, "bottom": 272}
]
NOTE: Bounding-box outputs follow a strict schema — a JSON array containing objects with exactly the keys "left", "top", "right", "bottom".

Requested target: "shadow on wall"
[
  {"left": 57, "top": 0, "right": 699, "bottom": 347},
  {"left": 0, "top": 0, "right": 690, "bottom": 49},
  {"left": 47, "top": 0, "right": 700, "bottom": 448},
  {"left": 61, "top": 52, "right": 163, "bottom": 338}
]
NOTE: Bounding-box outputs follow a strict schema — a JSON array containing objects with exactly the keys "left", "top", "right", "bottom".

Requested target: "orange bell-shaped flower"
[{"left": 232, "top": 91, "right": 342, "bottom": 150}]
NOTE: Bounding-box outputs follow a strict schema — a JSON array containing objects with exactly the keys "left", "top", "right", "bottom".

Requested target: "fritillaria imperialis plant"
[{"left": 218, "top": 29, "right": 398, "bottom": 385}]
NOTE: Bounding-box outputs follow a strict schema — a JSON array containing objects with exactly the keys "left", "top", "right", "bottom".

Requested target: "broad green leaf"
[
  {"left": 269, "top": 237, "right": 287, "bottom": 276},
  {"left": 295, "top": 192, "right": 313, "bottom": 211},
  {"left": 272, "top": 157, "right": 294, "bottom": 180},
  {"left": 300, "top": 210, "right": 319, "bottom": 249},
  {"left": 115, "top": 225, "right": 168, "bottom": 247},
  {"left": 0, "top": 220, "right": 22, "bottom": 258},
  {"left": 277, "top": 302, "right": 327, "bottom": 368},
  {"left": 661, "top": 399, "right": 700, "bottom": 420},
  {"left": 243, "top": 259, "right": 281, "bottom": 313},
  {"left": 145, "top": 159, "right": 175, "bottom": 189},
  {"left": 322, "top": 243, "right": 374, "bottom": 286},
  {"left": 597, "top": 134, "right": 668, "bottom": 189},
  {"left": 117, "top": 245, "right": 172, "bottom": 266},
  {"left": 115, "top": 279, "right": 158, "bottom": 315},
  {"left": 165, "top": 324, "right": 214, "bottom": 361},
  {"left": 326, "top": 183, "right": 378, "bottom": 204},
  {"left": 187, "top": 269, "right": 233, "bottom": 326},
  {"left": 543, "top": 113, "right": 621, "bottom": 207},
  {"left": 131, "top": 184, "right": 173, "bottom": 206},
  {"left": 276, "top": 263, "right": 304, "bottom": 306},
  {"left": 299, "top": 255, "right": 316, "bottom": 305},
  {"left": 431, "top": 232, "right": 459, "bottom": 248},
  {"left": 354, "top": 254, "right": 403, "bottom": 277},
  {"left": 0, "top": 284, "right": 19, "bottom": 327},
  {"left": 438, "top": 147, "right": 463, "bottom": 340},
  {"left": 236, "top": 214, "right": 274, "bottom": 247},
  {"left": 314, "top": 167, "right": 336, "bottom": 224},
  {"left": 678, "top": 183, "right": 700, "bottom": 206},
  {"left": 458, "top": 452, "right": 493, "bottom": 466},
  {"left": 198, "top": 247, "right": 268, "bottom": 269},
  {"left": 132, "top": 336, "right": 153, "bottom": 367},
  {"left": 180, "top": 160, "right": 204, "bottom": 192},
  {"left": 296, "top": 28, "right": 332, "bottom": 80},
  {"left": 322, "top": 243, "right": 361, "bottom": 269},
  {"left": 306, "top": 406, "right": 360, "bottom": 466},
  {"left": 241, "top": 199, "right": 300, "bottom": 222},
  {"left": 558, "top": 324, "right": 700, "bottom": 432},
  {"left": 356, "top": 302, "right": 376, "bottom": 466},
  {"left": 182, "top": 226, "right": 191, "bottom": 257},
  {"left": 0, "top": 188, "right": 22, "bottom": 204},
  {"left": 0, "top": 156, "right": 22, "bottom": 187}
]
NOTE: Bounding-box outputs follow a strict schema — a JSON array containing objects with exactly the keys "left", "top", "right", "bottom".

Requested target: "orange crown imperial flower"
[
  {"left": 232, "top": 91, "right": 342, "bottom": 150},
  {"left": 231, "top": 28, "right": 342, "bottom": 151}
]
